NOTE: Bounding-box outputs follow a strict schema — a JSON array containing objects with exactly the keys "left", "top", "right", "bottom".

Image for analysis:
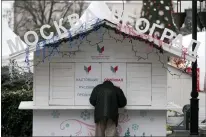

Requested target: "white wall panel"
[
  {"left": 152, "top": 75, "right": 167, "bottom": 88},
  {"left": 152, "top": 89, "right": 167, "bottom": 107},
  {"left": 34, "top": 60, "right": 50, "bottom": 105},
  {"left": 33, "top": 110, "right": 166, "bottom": 136},
  {"left": 167, "top": 66, "right": 192, "bottom": 107}
]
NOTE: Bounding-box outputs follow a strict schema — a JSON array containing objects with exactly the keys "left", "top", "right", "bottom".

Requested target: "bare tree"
[{"left": 13, "top": 0, "right": 87, "bottom": 40}]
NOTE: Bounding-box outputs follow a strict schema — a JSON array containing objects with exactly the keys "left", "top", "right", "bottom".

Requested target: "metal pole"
[{"left": 190, "top": 0, "right": 199, "bottom": 135}]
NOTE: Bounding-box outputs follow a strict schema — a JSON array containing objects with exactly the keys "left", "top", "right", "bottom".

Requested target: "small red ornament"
[{"left": 168, "top": 24, "right": 171, "bottom": 27}]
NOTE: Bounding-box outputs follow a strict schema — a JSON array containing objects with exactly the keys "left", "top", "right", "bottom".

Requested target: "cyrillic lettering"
[
  {"left": 67, "top": 13, "right": 80, "bottom": 28},
  {"left": 172, "top": 34, "right": 183, "bottom": 49},
  {"left": 53, "top": 18, "right": 68, "bottom": 39},
  {"left": 135, "top": 18, "right": 150, "bottom": 34},
  {"left": 24, "top": 31, "right": 38, "bottom": 46},
  {"left": 111, "top": 6, "right": 123, "bottom": 25},
  {"left": 7, "top": 36, "right": 25, "bottom": 53},
  {"left": 148, "top": 23, "right": 163, "bottom": 42},
  {"left": 187, "top": 39, "right": 200, "bottom": 57},
  {"left": 40, "top": 24, "right": 54, "bottom": 39},
  {"left": 160, "top": 28, "right": 175, "bottom": 42}
]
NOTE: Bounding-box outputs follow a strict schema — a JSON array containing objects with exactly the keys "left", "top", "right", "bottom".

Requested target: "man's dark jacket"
[{"left": 89, "top": 81, "right": 127, "bottom": 124}]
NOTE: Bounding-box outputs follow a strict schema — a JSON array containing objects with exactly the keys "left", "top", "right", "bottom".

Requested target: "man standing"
[{"left": 89, "top": 81, "right": 127, "bottom": 136}]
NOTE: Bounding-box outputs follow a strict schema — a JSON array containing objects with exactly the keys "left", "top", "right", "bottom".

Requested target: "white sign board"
[
  {"left": 75, "top": 63, "right": 101, "bottom": 105},
  {"left": 101, "top": 63, "right": 126, "bottom": 95}
]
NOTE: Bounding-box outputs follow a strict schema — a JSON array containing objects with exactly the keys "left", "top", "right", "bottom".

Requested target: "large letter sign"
[{"left": 111, "top": 6, "right": 200, "bottom": 62}]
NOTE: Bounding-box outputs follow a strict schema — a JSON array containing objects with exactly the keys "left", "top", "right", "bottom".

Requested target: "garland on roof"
[
  {"left": 17, "top": 21, "right": 191, "bottom": 91},
  {"left": 23, "top": 22, "right": 189, "bottom": 79}
]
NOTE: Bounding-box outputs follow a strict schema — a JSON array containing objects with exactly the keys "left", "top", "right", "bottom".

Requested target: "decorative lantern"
[{"left": 172, "top": 0, "right": 186, "bottom": 30}]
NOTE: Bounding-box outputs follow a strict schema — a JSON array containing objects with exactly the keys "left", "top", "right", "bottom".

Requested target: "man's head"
[{"left": 103, "top": 80, "right": 114, "bottom": 86}]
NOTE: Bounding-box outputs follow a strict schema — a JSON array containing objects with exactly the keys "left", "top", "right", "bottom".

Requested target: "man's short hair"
[{"left": 103, "top": 80, "right": 114, "bottom": 86}]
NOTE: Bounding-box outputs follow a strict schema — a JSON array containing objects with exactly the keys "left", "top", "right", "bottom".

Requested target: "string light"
[{"left": 25, "top": 46, "right": 30, "bottom": 72}]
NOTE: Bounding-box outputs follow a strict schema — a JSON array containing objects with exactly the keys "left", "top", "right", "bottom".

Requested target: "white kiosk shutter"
[
  {"left": 127, "top": 63, "right": 152, "bottom": 106},
  {"left": 49, "top": 63, "right": 75, "bottom": 105}
]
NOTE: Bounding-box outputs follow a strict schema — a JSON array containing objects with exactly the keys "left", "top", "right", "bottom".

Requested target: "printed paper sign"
[
  {"left": 75, "top": 63, "right": 101, "bottom": 105},
  {"left": 101, "top": 63, "right": 126, "bottom": 95}
]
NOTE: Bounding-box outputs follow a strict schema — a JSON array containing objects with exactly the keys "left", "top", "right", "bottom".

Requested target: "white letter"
[
  {"left": 161, "top": 28, "right": 175, "bottom": 41},
  {"left": 122, "top": 12, "right": 136, "bottom": 27},
  {"left": 148, "top": 23, "right": 163, "bottom": 42},
  {"left": 121, "top": 12, "right": 137, "bottom": 33},
  {"left": 53, "top": 18, "right": 68, "bottom": 39},
  {"left": 135, "top": 18, "right": 150, "bottom": 34},
  {"left": 111, "top": 6, "right": 123, "bottom": 24},
  {"left": 67, "top": 13, "right": 80, "bottom": 28},
  {"left": 187, "top": 39, "right": 200, "bottom": 57},
  {"left": 125, "top": 12, "right": 137, "bottom": 27},
  {"left": 24, "top": 31, "right": 38, "bottom": 46},
  {"left": 7, "top": 36, "right": 25, "bottom": 53},
  {"left": 40, "top": 24, "right": 54, "bottom": 39},
  {"left": 172, "top": 34, "right": 183, "bottom": 49}
]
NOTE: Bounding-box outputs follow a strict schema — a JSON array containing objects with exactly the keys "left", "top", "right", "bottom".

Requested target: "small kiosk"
[{"left": 17, "top": 2, "right": 197, "bottom": 137}]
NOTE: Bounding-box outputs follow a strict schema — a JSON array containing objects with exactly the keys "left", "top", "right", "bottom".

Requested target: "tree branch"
[
  {"left": 62, "top": 2, "right": 73, "bottom": 19},
  {"left": 25, "top": 1, "right": 42, "bottom": 25},
  {"left": 38, "top": 1, "right": 44, "bottom": 24},
  {"left": 78, "top": 1, "right": 84, "bottom": 17},
  {"left": 15, "top": 4, "right": 38, "bottom": 25},
  {"left": 13, "top": 0, "right": 86, "bottom": 38},
  {"left": 43, "top": 0, "right": 47, "bottom": 23},
  {"left": 48, "top": 0, "right": 55, "bottom": 24}
]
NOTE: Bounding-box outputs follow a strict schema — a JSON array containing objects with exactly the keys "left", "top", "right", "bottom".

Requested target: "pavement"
[{"left": 168, "top": 130, "right": 206, "bottom": 137}]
